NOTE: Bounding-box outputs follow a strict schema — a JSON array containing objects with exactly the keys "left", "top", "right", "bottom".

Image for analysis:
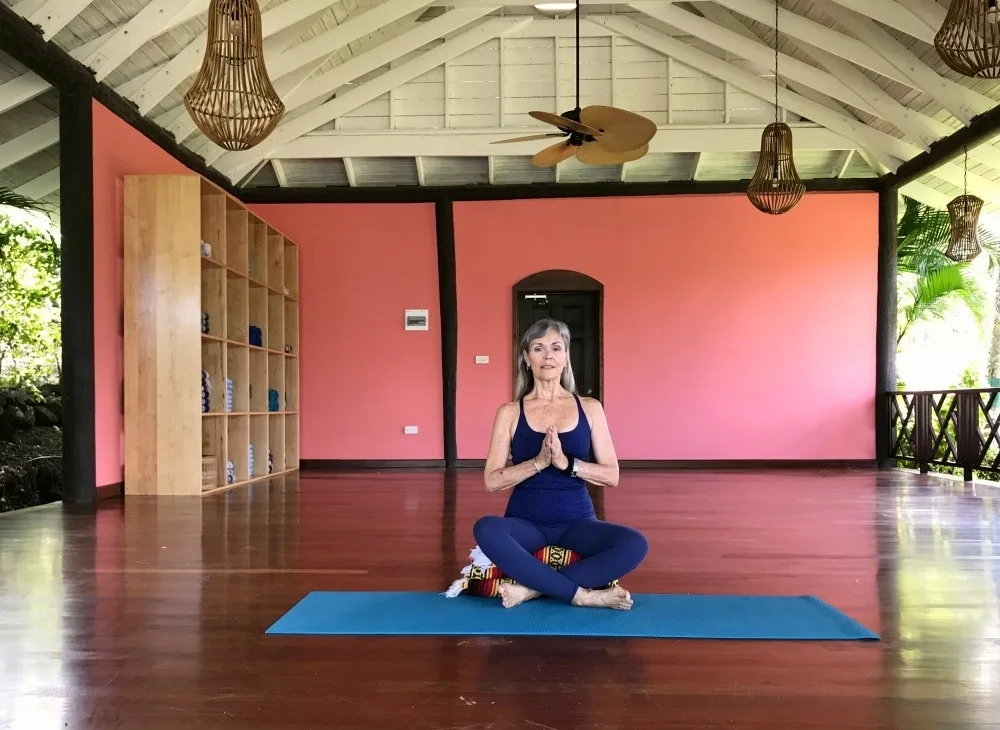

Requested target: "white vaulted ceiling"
[{"left": 1, "top": 0, "right": 1000, "bottom": 216}]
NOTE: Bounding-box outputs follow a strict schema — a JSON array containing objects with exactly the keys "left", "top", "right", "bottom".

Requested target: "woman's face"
[{"left": 524, "top": 328, "right": 568, "bottom": 382}]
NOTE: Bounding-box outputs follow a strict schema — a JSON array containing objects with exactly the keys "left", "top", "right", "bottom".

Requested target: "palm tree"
[
  {"left": 896, "top": 195, "right": 999, "bottom": 345},
  {"left": 0, "top": 186, "right": 46, "bottom": 213}
]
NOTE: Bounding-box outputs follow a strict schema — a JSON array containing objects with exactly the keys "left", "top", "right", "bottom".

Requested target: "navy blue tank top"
[{"left": 504, "top": 394, "right": 596, "bottom": 525}]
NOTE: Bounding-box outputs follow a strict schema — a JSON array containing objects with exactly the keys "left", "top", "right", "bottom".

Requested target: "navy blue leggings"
[{"left": 472, "top": 515, "right": 649, "bottom": 603}]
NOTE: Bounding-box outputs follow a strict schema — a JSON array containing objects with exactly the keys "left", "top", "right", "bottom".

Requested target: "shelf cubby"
[
  {"left": 201, "top": 263, "right": 226, "bottom": 340},
  {"left": 249, "top": 282, "right": 267, "bottom": 349},
  {"left": 284, "top": 301, "right": 298, "bottom": 356},
  {"left": 267, "top": 232, "right": 284, "bottom": 292},
  {"left": 285, "top": 358, "right": 299, "bottom": 412},
  {"left": 226, "top": 272, "right": 249, "bottom": 344},
  {"left": 285, "top": 417, "right": 299, "bottom": 470},
  {"left": 268, "top": 353, "right": 284, "bottom": 412},
  {"left": 227, "top": 344, "right": 249, "bottom": 414},
  {"left": 227, "top": 415, "right": 250, "bottom": 484},
  {"left": 249, "top": 348, "right": 268, "bottom": 413},
  {"left": 226, "top": 206, "right": 249, "bottom": 275},
  {"left": 267, "top": 293, "right": 284, "bottom": 352},
  {"left": 269, "top": 414, "right": 285, "bottom": 474},
  {"left": 284, "top": 241, "right": 298, "bottom": 299},
  {"left": 250, "top": 415, "right": 269, "bottom": 479},
  {"left": 124, "top": 173, "right": 302, "bottom": 497}
]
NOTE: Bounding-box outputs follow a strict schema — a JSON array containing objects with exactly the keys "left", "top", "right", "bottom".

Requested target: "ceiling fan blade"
[
  {"left": 529, "top": 110, "right": 602, "bottom": 137},
  {"left": 578, "top": 106, "right": 657, "bottom": 152},
  {"left": 490, "top": 133, "right": 565, "bottom": 144},
  {"left": 576, "top": 141, "right": 649, "bottom": 166},
  {"left": 532, "top": 140, "right": 578, "bottom": 167}
]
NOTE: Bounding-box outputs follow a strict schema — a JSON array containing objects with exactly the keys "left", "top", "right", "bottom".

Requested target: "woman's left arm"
[{"left": 553, "top": 398, "right": 620, "bottom": 487}]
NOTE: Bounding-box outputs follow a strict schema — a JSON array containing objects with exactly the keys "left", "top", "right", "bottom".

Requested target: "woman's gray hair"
[{"left": 513, "top": 317, "right": 577, "bottom": 400}]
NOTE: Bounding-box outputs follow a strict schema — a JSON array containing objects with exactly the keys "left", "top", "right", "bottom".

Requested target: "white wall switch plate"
[
  {"left": 404, "top": 425, "right": 418, "bottom": 434},
  {"left": 475, "top": 355, "right": 489, "bottom": 364}
]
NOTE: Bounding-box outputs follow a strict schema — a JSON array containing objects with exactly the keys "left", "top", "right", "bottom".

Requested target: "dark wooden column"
[
  {"left": 59, "top": 89, "right": 98, "bottom": 502},
  {"left": 875, "top": 186, "right": 898, "bottom": 466},
  {"left": 435, "top": 198, "right": 458, "bottom": 468}
]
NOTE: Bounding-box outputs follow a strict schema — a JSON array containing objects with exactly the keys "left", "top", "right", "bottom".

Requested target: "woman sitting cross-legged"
[{"left": 473, "top": 317, "right": 648, "bottom": 609}]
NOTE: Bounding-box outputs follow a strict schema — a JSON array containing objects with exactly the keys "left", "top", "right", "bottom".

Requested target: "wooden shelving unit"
[{"left": 123, "top": 174, "right": 300, "bottom": 497}]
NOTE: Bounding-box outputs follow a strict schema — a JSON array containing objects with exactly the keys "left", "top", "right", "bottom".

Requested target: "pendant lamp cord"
[
  {"left": 575, "top": 0, "right": 580, "bottom": 110},
  {"left": 772, "top": 0, "right": 779, "bottom": 181}
]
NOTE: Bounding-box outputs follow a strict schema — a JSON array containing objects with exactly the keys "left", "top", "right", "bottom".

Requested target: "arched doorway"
[{"left": 512, "top": 270, "right": 603, "bottom": 402}]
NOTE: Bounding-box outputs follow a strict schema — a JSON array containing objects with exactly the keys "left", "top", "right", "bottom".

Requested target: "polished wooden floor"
[{"left": 1, "top": 467, "right": 998, "bottom": 729}]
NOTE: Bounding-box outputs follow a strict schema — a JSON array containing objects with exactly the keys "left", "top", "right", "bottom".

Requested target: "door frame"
[{"left": 512, "top": 270, "right": 604, "bottom": 402}]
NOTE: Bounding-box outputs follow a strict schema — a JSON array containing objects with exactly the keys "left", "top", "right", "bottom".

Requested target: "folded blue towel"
[{"left": 249, "top": 325, "right": 263, "bottom": 348}]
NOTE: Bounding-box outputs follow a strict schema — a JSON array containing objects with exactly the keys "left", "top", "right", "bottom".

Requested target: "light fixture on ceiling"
[
  {"left": 184, "top": 0, "right": 285, "bottom": 151},
  {"left": 945, "top": 146, "right": 984, "bottom": 262},
  {"left": 746, "top": 0, "right": 804, "bottom": 214},
  {"left": 534, "top": 2, "right": 577, "bottom": 13},
  {"left": 935, "top": 0, "right": 1000, "bottom": 78}
]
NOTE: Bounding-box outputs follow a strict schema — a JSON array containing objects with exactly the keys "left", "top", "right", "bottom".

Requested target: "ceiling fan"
[{"left": 491, "top": 2, "right": 657, "bottom": 167}]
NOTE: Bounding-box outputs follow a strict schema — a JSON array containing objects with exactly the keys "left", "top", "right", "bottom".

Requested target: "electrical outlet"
[
  {"left": 404, "top": 425, "right": 418, "bottom": 435},
  {"left": 475, "top": 355, "right": 489, "bottom": 364}
]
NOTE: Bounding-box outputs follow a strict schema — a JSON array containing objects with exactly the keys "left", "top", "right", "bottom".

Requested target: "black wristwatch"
[{"left": 562, "top": 457, "right": 579, "bottom": 477}]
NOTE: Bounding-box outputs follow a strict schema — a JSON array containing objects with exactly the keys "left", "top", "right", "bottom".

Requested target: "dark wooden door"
[{"left": 517, "top": 292, "right": 601, "bottom": 400}]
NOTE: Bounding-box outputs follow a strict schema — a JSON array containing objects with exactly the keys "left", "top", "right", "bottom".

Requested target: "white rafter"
[
  {"left": 25, "top": 0, "right": 94, "bottom": 40},
  {"left": 14, "top": 168, "right": 60, "bottom": 199},
  {"left": 592, "top": 14, "right": 912, "bottom": 165},
  {"left": 1, "top": 0, "right": 206, "bottom": 113},
  {"left": 691, "top": 1, "right": 894, "bottom": 171},
  {"left": 811, "top": 0, "right": 991, "bottom": 125},
  {"left": 84, "top": 0, "right": 194, "bottom": 81},
  {"left": 0, "top": 120, "right": 59, "bottom": 171},
  {"left": 274, "top": 124, "right": 856, "bottom": 158},
  {"left": 217, "top": 13, "right": 530, "bottom": 178},
  {"left": 164, "top": 0, "right": 435, "bottom": 144},
  {"left": 821, "top": 0, "right": 936, "bottom": 43}
]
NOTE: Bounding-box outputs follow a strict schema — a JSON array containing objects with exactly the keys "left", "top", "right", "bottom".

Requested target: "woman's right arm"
[{"left": 484, "top": 402, "right": 543, "bottom": 493}]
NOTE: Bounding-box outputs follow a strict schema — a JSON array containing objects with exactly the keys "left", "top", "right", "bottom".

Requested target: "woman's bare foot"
[
  {"left": 571, "top": 585, "right": 633, "bottom": 610},
  {"left": 497, "top": 583, "right": 542, "bottom": 608}
]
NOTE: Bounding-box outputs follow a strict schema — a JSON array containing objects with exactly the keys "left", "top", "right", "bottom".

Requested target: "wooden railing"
[{"left": 888, "top": 388, "right": 1000, "bottom": 481}]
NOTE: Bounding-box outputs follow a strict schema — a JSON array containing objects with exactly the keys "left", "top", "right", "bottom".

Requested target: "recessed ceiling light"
[{"left": 534, "top": 2, "right": 577, "bottom": 11}]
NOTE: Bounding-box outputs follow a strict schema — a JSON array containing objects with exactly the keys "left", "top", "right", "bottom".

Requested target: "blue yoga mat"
[{"left": 265, "top": 591, "right": 879, "bottom": 641}]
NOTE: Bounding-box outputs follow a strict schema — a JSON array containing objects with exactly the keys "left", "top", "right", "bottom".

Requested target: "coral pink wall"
[
  {"left": 248, "top": 203, "right": 443, "bottom": 461},
  {"left": 453, "top": 193, "right": 879, "bottom": 461},
  {"left": 92, "top": 100, "right": 191, "bottom": 487}
]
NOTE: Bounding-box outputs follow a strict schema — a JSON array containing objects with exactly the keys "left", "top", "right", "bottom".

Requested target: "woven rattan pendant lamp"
[
  {"left": 946, "top": 146, "right": 985, "bottom": 262},
  {"left": 935, "top": 0, "right": 1000, "bottom": 78},
  {"left": 184, "top": 0, "right": 284, "bottom": 151},
  {"left": 746, "top": 0, "right": 804, "bottom": 214}
]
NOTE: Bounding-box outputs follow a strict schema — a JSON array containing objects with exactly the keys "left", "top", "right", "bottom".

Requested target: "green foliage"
[
  {"left": 896, "top": 196, "right": 999, "bottom": 345},
  {"left": 0, "top": 186, "right": 48, "bottom": 214},
  {"left": 0, "top": 214, "right": 60, "bottom": 385}
]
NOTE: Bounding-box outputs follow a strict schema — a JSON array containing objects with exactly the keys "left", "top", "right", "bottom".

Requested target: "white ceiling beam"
[
  {"left": 833, "top": 149, "right": 854, "bottom": 177},
  {"left": 0, "top": 119, "right": 59, "bottom": 171},
  {"left": 811, "top": 0, "right": 993, "bottom": 125},
  {"left": 0, "top": 0, "right": 206, "bottom": 113},
  {"left": 699, "top": 0, "right": 914, "bottom": 85},
  {"left": 132, "top": 0, "right": 325, "bottom": 116},
  {"left": 25, "top": 0, "right": 94, "bottom": 40},
  {"left": 603, "top": 13, "right": 1000, "bottom": 200},
  {"left": 820, "top": 0, "right": 936, "bottom": 43},
  {"left": 271, "top": 160, "right": 288, "bottom": 187},
  {"left": 903, "top": 0, "right": 948, "bottom": 33},
  {"left": 165, "top": 0, "right": 434, "bottom": 142},
  {"left": 274, "top": 124, "right": 857, "bottom": 158},
  {"left": 216, "top": 14, "right": 531, "bottom": 178},
  {"left": 14, "top": 168, "right": 60, "bottom": 199},
  {"left": 84, "top": 0, "right": 194, "bottom": 81},
  {"left": 634, "top": 5, "right": 882, "bottom": 122},
  {"left": 692, "top": 1, "right": 895, "bottom": 171},
  {"left": 592, "top": 15, "right": 914, "bottom": 166}
]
